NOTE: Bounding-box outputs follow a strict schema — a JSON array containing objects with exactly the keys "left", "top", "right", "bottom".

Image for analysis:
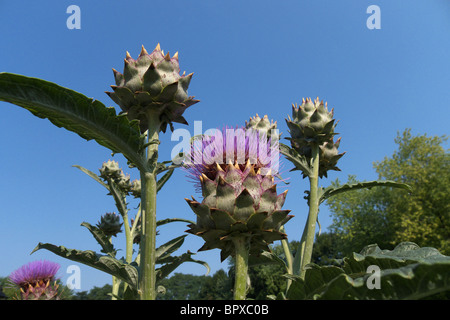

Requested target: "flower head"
[
  {"left": 183, "top": 126, "right": 292, "bottom": 261},
  {"left": 9, "top": 260, "right": 60, "bottom": 300},
  {"left": 106, "top": 44, "right": 199, "bottom": 133},
  {"left": 185, "top": 126, "right": 280, "bottom": 192}
]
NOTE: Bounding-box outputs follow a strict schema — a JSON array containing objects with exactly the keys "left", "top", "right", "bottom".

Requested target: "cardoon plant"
[
  {"left": 280, "top": 97, "right": 413, "bottom": 282},
  {"left": 9, "top": 260, "right": 60, "bottom": 300},
  {"left": 106, "top": 44, "right": 199, "bottom": 299},
  {"left": 2, "top": 44, "right": 448, "bottom": 301},
  {"left": 184, "top": 126, "right": 292, "bottom": 299},
  {"left": 0, "top": 43, "right": 200, "bottom": 300}
]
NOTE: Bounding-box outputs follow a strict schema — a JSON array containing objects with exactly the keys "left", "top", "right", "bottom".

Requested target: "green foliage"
[
  {"left": 375, "top": 129, "right": 450, "bottom": 253},
  {"left": 157, "top": 270, "right": 233, "bottom": 300},
  {"left": 0, "top": 73, "right": 145, "bottom": 170},
  {"left": 31, "top": 243, "right": 139, "bottom": 289},
  {"left": 157, "top": 273, "right": 207, "bottom": 300},
  {"left": 327, "top": 129, "right": 450, "bottom": 255},
  {"left": 285, "top": 242, "right": 450, "bottom": 300},
  {"left": 69, "top": 284, "right": 114, "bottom": 300},
  {"left": 318, "top": 179, "right": 412, "bottom": 205},
  {"left": 228, "top": 242, "right": 297, "bottom": 299},
  {"left": 1, "top": 64, "right": 447, "bottom": 301},
  {"left": 311, "top": 233, "right": 344, "bottom": 266},
  {"left": 246, "top": 262, "right": 288, "bottom": 299},
  {"left": 198, "top": 269, "right": 233, "bottom": 300},
  {"left": 326, "top": 175, "right": 398, "bottom": 255}
]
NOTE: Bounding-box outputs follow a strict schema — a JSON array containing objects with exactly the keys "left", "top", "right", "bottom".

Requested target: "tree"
[
  {"left": 197, "top": 269, "right": 233, "bottom": 300},
  {"left": 374, "top": 129, "right": 449, "bottom": 253},
  {"left": 326, "top": 129, "right": 449, "bottom": 255},
  {"left": 69, "top": 284, "right": 112, "bottom": 300},
  {"left": 157, "top": 273, "right": 207, "bottom": 300},
  {"left": 311, "top": 232, "right": 344, "bottom": 265}
]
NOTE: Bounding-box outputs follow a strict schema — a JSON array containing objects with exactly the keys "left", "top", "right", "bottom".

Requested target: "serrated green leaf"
[
  {"left": 319, "top": 180, "right": 412, "bottom": 205},
  {"left": 0, "top": 73, "right": 145, "bottom": 170},
  {"left": 279, "top": 143, "right": 312, "bottom": 177},
  {"left": 156, "top": 218, "right": 195, "bottom": 227},
  {"left": 80, "top": 222, "right": 117, "bottom": 257},
  {"left": 72, "top": 165, "right": 110, "bottom": 191},
  {"left": 31, "top": 242, "right": 138, "bottom": 289},
  {"left": 155, "top": 235, "right": 187, "bottom": 261},
  {"left": 157, "top": 168, "right": 174, "bottom": 192},
  {"left": 107, "top": 177, "right": 128, "bottom": 217},
  {"left": 155, "top": 251, "right": 210, "bottom": 284},
  {"left": 248, "top": 250, "right": 289, "bottom": 273}
]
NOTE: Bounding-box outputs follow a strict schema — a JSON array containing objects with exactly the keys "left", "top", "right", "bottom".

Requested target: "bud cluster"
[
  {"left": 286, "top": 97, "right": 345, "bottom": 178},
  {"left": 99, "top": 160, "right": 141, "bottom": 197}
]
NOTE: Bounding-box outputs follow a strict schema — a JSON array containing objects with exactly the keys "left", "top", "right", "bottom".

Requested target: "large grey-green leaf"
[
  {"left": 31, "top": 242, "right": 138, "bottom": 289},
  {"left": 286, "top": 242, "right": 450, "bottom": 300},
  {"left": 0, "top": 73, "right": 145, "bottom": 170}
]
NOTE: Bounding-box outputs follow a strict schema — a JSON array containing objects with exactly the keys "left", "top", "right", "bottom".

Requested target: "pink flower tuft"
[
  {"left": 9, "top": 260, "right": 60, "bottom": 290},
  {"left": 184, "top": 126, "right": 279, "bottom": 192}
]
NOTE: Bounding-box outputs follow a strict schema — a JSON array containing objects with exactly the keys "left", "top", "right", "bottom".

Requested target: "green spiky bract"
[{"left": 106, "top": 44, "right": 199, "bottom": 133}]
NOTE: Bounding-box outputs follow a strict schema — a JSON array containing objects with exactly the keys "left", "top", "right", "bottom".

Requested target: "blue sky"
[{"left": 1, "top": 0, "right": 449, "bottom": 292}]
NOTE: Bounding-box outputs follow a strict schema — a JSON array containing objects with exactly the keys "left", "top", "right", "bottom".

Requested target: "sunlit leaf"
[
  {"left": 31, "top": 243, "right": 138, "bottom": 289},
  {"left": 0, "top": 73, "right": 145, "bottom": 170}
]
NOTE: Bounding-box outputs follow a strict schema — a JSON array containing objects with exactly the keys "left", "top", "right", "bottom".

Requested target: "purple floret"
[
  {"left": 184, "top": 126, "right": 279, "bottom": 192},
  {"left": 9, "top": 260, "right": 60, "bottom": 288}
]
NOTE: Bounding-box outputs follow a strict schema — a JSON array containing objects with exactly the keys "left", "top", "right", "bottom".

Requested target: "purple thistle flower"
[
  {"left": 183, "top": 126, "right": 292, "bottom": 261},
  {"left": 185, "top": 126, "right": 280, "bottom": 192},
  {"left": 9, "top": 260, "right": 60, "bottom": 300}
]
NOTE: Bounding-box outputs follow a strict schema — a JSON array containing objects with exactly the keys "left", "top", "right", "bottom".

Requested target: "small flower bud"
[
  {"left": 99, "top": 160, "right": 122, "bottom": 180},
  {"left": 96, "top": 212, "right": 123, "bottom": 237}
]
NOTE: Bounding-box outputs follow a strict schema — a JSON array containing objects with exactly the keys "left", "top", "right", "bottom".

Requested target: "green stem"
[
  {"left": 138, "top": 112, "right": 160, "bottom": 300},
  {"left": 233, "top": 236, "right": 249, "bottom": 300},
  {"left": 122, "top": 212, "right": 133, "bottom": 264},
  {"left": 280, "top": 227, "right": 293, "bottom": 290},
  {"left": 112, "top": 275, "right": 120, "bottom": 300},
  {"left": 120, "top": 211, "right": 133, "bottom": 297},
  {"left": 294, "top": 143, "right": 320, "bottom": 279},
  {"left": 109, "top": 236, "right": 120, "bottom": 300}
]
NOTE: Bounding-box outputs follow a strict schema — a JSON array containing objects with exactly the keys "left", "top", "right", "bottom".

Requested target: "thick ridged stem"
[
  {"left": 232, "top": 236, "right": 249, "bottom": 300},
  {"left": 294, "top": 143, "right": 320, "bottom": 279},
  {"left": 138, "top": 111, "right": 160, "bottom": 300}
]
